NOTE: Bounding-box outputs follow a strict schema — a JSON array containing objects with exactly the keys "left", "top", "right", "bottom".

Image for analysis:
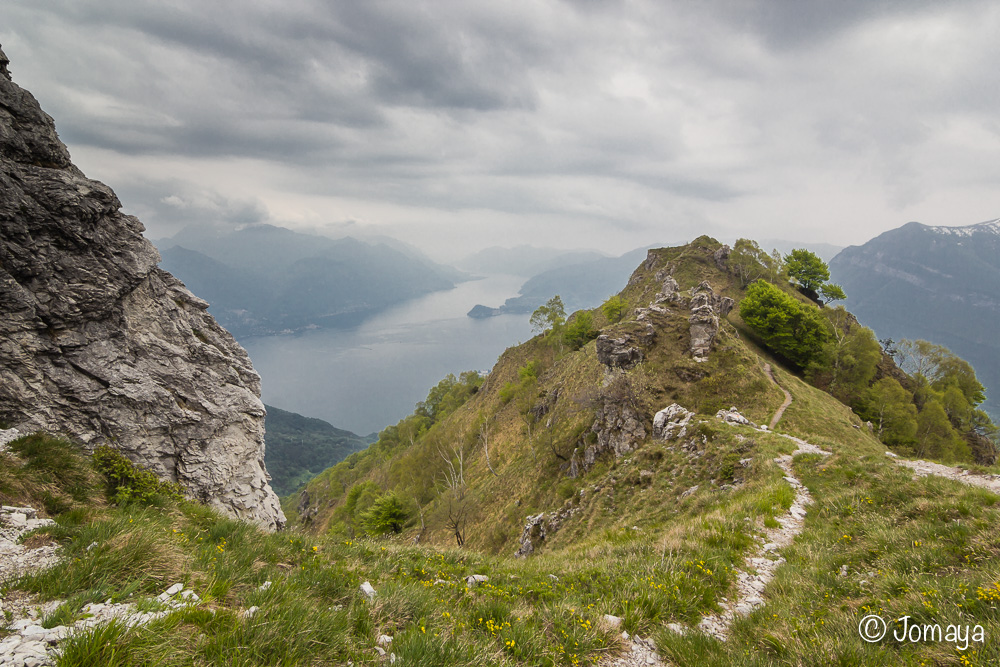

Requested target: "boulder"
[
  {"left": 360, "top": 581, "right": 377, "bottom": 600},
  {"left": 716, "top": 407, "right": 759, "bottom": 429},
  {"left": 0, "top": 48, "right": 283, "bottom": 530},
  {"left": 653, "top": 404, "right": 694, "bottom": 440},
  {"left": 466, "top": 574, "right": 489, "bottom": 586}
]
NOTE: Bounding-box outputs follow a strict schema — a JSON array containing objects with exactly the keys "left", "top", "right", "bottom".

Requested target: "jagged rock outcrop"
[
  {"left": 588, "top": 399, "right": 646, "bottom": 466},
  {"left": 654, "top": 275, "right": 682, "bottom": 305},
  {"left": 514, "top": 504, "right": 581, "bottom": 557},
  {"left": 653, "top": 404, "right": 694, "bottom": 440},
  {"left": 596, "top": 334, "right": 644, "bottom": 369},
  {"left": 688, "top": 281, "right": 734, "bottom": 360},
  {"left": 0, "top": 46, "right": 284, "bottom": 530},
  {"left": 514, "top": 513, "right": 546, "bottom": 558},
  {"left": 713, "top": 244, "right": 731, "bottom": 269}
]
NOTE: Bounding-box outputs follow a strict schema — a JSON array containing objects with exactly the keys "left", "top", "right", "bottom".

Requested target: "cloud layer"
[{"left": 4, "top": 0, "right": 999, "bottom": 256}]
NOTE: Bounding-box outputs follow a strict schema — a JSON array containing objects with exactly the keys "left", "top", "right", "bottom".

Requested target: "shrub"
[
  {"left": 601, "top": 295, "right": 627, "bottom": 323},
  {"left": 563, "top": 311, "right": 598, "bottom": 350},
  {"left": 91, "top": 446, "right": 184, "bottom": 506},
  {"left": 739, "top": 280, "right": 829, "bottom": 369},
  {"left": 361, "top": 493, "right": 410, "bottom": 535}
]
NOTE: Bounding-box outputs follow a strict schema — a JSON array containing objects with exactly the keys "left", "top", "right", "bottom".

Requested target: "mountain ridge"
[
  {"left": 156, "top": 224, "right": 463, "bottom": 337},
  {"left": 829, "top": 218, "right": 1000, "bottom": 419}
]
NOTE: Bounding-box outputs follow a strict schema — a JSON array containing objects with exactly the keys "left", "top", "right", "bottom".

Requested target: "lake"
[{"left": 241, "top": 274, "right": 534, "bottom": 435}]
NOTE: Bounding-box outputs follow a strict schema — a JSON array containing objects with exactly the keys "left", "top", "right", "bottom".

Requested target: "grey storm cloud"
[{"left": 2, "top": 0, "right": 1000, "bottom": 254}]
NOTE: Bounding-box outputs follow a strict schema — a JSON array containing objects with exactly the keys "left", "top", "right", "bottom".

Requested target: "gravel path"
[
  {"left": 887, "top": 452, "right": 1000, "bottom": 493},
  {"left": 696, "top": 433, "right": 830, "bottom": 641},
  {"left": 762, "top": 364, "right": 792, "bottom": 431}
]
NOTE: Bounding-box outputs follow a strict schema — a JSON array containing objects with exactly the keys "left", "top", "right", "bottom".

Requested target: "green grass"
[
  {"left": 0, "top": 433, "right": 103, "bottom": 515},
  {"left": 4, "top": 405, "right": 1000, "bottom": 666}
]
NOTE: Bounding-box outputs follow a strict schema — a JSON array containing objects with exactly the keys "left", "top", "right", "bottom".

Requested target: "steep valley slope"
[{"left": 3, "top": 234, "right": 1000, "bottom": 666}]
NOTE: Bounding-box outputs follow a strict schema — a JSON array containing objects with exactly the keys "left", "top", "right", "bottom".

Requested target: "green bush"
[
  {"left": 361, "top": 493, "right": 410, "bottom": 535},
  {"left": 563, "top": 311, "right": 598, "bottom": 350},
  {"left": 499, "top": 381, "right": 519, "bottom": 404},
  {"left": 91, "top": 446, "right": 185, "bottom": 506},
  {"left": 739, "top": 280, "right": 829, "bottom": 369},
  {"left": 601, "top": 295, "right": 627, "bottom": 324}
]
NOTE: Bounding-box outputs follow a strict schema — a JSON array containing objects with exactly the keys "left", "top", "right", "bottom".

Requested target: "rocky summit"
[{"left": 0, "top": 46, "right": 284, "bottom": 530}]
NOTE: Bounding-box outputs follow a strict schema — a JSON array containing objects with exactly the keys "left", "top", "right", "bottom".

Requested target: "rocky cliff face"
[{"left": 0, "top": 46, "right": 284, "bottom": 530}]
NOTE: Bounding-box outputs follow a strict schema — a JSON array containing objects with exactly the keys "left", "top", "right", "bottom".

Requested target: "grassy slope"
[
  {"left": 4, "top": 237, "right": 999, "bottom": 665},
  {"left": 295, "top": 237, "right": 788, "bottom": 553}
]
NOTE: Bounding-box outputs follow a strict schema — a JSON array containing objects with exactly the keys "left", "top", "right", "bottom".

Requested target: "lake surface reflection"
[{"left": 241, "top": 275, "right": 534, "bottom": 435}]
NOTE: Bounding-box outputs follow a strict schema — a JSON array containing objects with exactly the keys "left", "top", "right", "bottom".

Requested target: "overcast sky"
[{"left": 4, "top": 0, "right": 1000, "bottom": 260}]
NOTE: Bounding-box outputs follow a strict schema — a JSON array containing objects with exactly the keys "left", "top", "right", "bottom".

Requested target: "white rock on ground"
[
  {"left": 360, "top": 581, "right": 377, "bottom": 600},
  {"left": 1, "top": 503, "right": 210, "bottom": 667},
  {"left": 598, "top": 634, "right": 663, "bottom": 667},
  {"left": 465, "top": 574, "right": 489, "bottom": 586}
]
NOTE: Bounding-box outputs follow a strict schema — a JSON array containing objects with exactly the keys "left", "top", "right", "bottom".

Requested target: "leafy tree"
[
  {"left": 812, "top": 307, "right": 880, "bottom": 403},
  {"left": 361, "top": 493, "right": 410, "bottom": 535},
  {"left": 819, "top": 283, "right": 847, "bottom": 304},
  {"left": 785, "top": 248, "right": 830, "bottom": 293},
  {"left": 601, "top": 295, "right": 627, "bottom": 323},
  {"left": 563, "top": 311, "right": 598, "bottom": 350},
  {"left": 898, "top": 339, "right": 986, "bottom": 407},
  {"left": 729, "top": 239, "right": 774, "bottom": 287},
  {"left": 914, "top": 400, "right": 969, "bottom": 461},
  {"left": 768, "top": 249, "right": 787, "bottom": 284},
  {"left": 530, "top": 295, "right": 566, "bottom": 334},
  {"left": 856, "top": 378, "right": 917, "bottom": 447},
  {"left": 415, "top": 372, "right": 483, "bottom": 422},
  {"left": 738, "top": 280, "right": 829, "bottom": 368},
  {"left": 342, "top": 480, "right": 382, "bottom": 537}
]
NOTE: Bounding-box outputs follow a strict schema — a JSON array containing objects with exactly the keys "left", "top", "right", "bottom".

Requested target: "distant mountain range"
[
  {"left": 468, "top": 247, "right": 651, "bottom": 318},
  {"left": 264, "top": 404, "right": 375, "bottom": 496},
  {"left": 456, "top": 245, "right": 609, "bottom": 277},
  {"left": 156, "top": 224, "right": 464, "bottom": 337},
  {"left": 830, "top": 218, "right": 1000, "bottom": 418}
]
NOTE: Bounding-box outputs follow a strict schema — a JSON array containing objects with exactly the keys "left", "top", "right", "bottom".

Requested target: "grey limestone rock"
[
  {"left": 716, "top": 407, "right": 759, "bottom": 429},
  {"left": 588, "top": 399, "right": 646, "bottom": 465},
  {"left": 596, "top": 334, "right": 643, "bottom": 369},
  {"left": 653, "top": 403, "right": 694, "bottom": 440},
  {"left": 0, "top": 47, "right": 284, "bottom": 530},
  {"left": 688, "top": 281, "right": 734, "bottom": 360},
  {"left": 514, "top": 513, "right": 546, "bottom": 558},
  {"left": 654, "top": 275, "right": 682, "bottom": 305},
  {"left": 713, "top": 244, "right": 731, "bottom": 269}
]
